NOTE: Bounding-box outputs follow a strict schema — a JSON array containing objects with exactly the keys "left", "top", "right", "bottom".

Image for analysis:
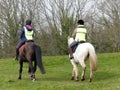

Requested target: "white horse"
[{"left": 68, "top": 37, "right": 97, "bottom": 82}]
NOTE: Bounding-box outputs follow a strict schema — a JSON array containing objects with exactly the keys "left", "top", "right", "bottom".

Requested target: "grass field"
[{"left": 0, "top": 53, "right": 120, "bottom": 90}]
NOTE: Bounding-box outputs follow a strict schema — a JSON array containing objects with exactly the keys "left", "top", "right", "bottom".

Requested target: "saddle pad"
[{"left": 19, "top": 44, "right": 25, "bottom": 52}]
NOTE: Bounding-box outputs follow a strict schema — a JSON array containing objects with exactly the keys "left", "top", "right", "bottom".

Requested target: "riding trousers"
[
  {"left": 16, "top": 40, "right": 25, "bottom": 49},
  {"left": 70, "top": 40, "right": 86, "bottom": 48},
  {"left": 69, "top": 40, "right": 86, "bottom": 53}
]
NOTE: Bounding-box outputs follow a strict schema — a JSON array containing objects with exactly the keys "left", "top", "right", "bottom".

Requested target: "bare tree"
[
  {"left": 92, "top": 0, "right": 120, "bottom": 52},
  {"left": 0, "top": 0, "right": 43, "bottom": 57},
  {"left": 39, "top": 0, "right": 91, "bottom": 55},
  {"left": 2, "top": 0, "right": 119, "bottom": 57}
]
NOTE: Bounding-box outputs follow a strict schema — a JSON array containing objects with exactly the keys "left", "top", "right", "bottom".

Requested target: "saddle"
[
  {"left": 72, "top": 41, "right": 85, "bottom": 53},
  {"left": 72, "top": 44, "right": 78, "bottom": 53},
  {"left": 19, "top": 44, "right": 25, "bottom": 52},
  {"left": 19, "top": 40, "right": 34, "bottom": 52}
]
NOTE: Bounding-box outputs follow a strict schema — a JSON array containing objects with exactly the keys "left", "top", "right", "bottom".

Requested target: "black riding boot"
[
  {"left": 68, "top": 47, "right": 74, "bottom": 59},
  {"left": 15, "top": 49, "right": 19, "bottom": 60}
]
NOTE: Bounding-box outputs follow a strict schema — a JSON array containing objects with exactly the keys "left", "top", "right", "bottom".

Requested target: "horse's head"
[{"left": 68, "top": 36, "right": 74, "bottom": 46}]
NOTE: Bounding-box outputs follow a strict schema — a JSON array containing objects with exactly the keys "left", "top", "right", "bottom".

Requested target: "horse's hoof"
[
  {"left": 18, "top": 77, "right": 21, "bottom": 80},
  {"left": 30, "top": 75, "right": 36, "bottom": 81},
  {"left": 81, "top": 76, "right": 85, "bottom": 81},
  {"left": 89, "top": 78, "right": 92, "bottom": 82},
  {"left": 71, "top": 76, "right": 74, "bottom": 80},
  {"left": 81, "top": 78, "right": 85, "bottom": 81},
  {"left": 75, "top": 79, "right": 79, "bottom": 82},
  {"left": 75, "top": 76, "right": 79, "bottom": 81},
  {"left": 32, "top": 78, "right": 35, "bottom": 82}
]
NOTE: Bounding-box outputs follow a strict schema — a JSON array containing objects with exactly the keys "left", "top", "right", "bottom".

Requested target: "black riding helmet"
[
  {"left": 77, "top": 19, "right": 84, "bottom": 25},
  {"left": 26, "top": 20, "right": 32, "bottom": 25}
]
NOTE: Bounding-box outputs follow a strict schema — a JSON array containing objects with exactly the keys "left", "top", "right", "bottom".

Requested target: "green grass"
[{"left": 0, "top": 53, "right": 120, "bottom": 90}]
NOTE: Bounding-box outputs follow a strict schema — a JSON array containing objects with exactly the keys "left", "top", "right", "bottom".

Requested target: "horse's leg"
[
  {"left": 28, "top": 66, "right": 31, "bottom": 73},
  {"left": 71, "top": 61, "right": 79, "bottom": 81},
  {"left": 89, "top": 68, "right": 92, "bottom": 82},
  {"left": 18, "top": 60, "right": 23, "bottom": 80},
  {"left": 70, "top": 61, "right": 75, "bottom": 80},
  {"left": 26, "top": 55, "right": 33, "bottom": 79},
  {"left": 79, "top": 60, "right": 86, "bottom": 81},
  {"left": 32, "top": 60, "right": 37, "bottom": 80},
  {"left": 71, "top": 68, "right": 75, "bottom": 80},
  {"left": 28, "top": 61, "right": 35, "bottom": 80},
  {"left": 28, "top": 66, "right": 31, "bottom": 78},
  {"left": 74, "top": 64, "right": 79, "bottom": 81}
]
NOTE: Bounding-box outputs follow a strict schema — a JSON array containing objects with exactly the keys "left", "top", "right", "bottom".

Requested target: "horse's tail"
[
  {"left": 34, "top": 45, "right": 46, "bottom": 74},
  {"left": 88, "top": 45, "right": 97, "bottom": 71}
]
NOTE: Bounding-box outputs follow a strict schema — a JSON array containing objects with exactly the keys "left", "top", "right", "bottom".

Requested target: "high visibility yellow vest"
[
  {"left": 24, "top": 27, "right": 34, "bottom": 40},
  {"left": 75, "top": 25, "right": 87, "bottom": 42}
]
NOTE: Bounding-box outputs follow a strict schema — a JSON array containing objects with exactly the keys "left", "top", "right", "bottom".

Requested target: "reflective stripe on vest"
[
  {"left": 24, "top": 27, "right": 34, "bottom": 40},
  {"left": 75, "top": 26, "right": 87, "bottom": 42}
]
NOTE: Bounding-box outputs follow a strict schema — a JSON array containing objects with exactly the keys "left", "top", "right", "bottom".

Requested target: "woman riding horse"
[
  {"left": 15, "top": 19, "right": 34, "bottom": 60},
  {"left": 68, "top": 19, "right": 87, "bottom": 59},
  {"left": 68, "top": 37, "right": 97, "bottom": 82}
]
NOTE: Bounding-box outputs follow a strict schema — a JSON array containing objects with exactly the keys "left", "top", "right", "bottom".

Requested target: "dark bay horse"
[{"left": 18, "top": 41, "right": 45, "bottom": 81}]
